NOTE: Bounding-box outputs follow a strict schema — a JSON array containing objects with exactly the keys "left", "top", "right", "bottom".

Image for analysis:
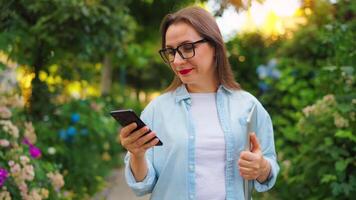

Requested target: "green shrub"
[
  {"left": 289, "top": 92, "right": 355, "bottom": 199},
  {"left": 34, "top": 97, "right": 124, "bottom": 199},
  {"left": 253, "top": 1, "right": 356, "bottom": 199}
]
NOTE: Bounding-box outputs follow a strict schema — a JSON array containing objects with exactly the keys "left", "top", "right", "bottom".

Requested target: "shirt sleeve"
[
  {"left": 123, "top": 102, "right": 158, "bottom": 196},
  {"left": 124, "top": 150, "right": 157, "bottom": 196},
  {"left": 253, "top": 101, "right": 280, "bottom": 192}
]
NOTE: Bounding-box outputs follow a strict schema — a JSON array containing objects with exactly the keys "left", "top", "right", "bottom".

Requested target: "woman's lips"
[{"left": 178, "top": 68, "right": 193, "bottom": 75}]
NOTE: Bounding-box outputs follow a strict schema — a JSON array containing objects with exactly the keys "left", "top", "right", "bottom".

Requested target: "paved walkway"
[{"left": 92, "top": 168, "right": 150, "bottom": 200}]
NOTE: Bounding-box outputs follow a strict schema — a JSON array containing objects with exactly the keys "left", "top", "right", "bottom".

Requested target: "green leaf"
[
  {"left": 321, "top": 174, "right": 337, "bottom": 184},
  {"left": 335, "top": 159, "right": 351, "bottom": 172},
  {"left": 335, "top": 130, "right": 356, "bottom": 142}
]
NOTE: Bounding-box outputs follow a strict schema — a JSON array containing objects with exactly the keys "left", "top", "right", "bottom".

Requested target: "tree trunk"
[
  {"left": 29, "top": 42, "right": 52, "bottom": 121},
  {"left": 100, "top": 54, "right": 113, "bottom": 96}
]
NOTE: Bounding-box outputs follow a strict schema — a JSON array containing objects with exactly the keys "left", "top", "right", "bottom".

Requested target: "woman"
[{"left": 119, "top": 6, "right": 279, "bottom": 200}]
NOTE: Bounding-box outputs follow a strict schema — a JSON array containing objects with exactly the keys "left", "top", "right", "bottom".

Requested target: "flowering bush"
[
  {"left": 33, "top": 97, "right": 123, "bottom": 199},
  {"left": 286, "top": 94, "right": 356, "bottom": 199},
  {"left": 249, "top": 1, "right": 355, "bottom": 199},
  {"left": 0, "top": 92, "right": 65, "bottom": 200}
]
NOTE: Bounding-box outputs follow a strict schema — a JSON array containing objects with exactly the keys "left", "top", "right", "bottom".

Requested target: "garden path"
[{"left": 92, "top": 168, "right": 150, "bottom": 200}]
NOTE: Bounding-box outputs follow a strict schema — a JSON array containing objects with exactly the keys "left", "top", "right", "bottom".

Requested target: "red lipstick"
[{"left": 179, "top": 69, "right": 193, "bottom": 75}]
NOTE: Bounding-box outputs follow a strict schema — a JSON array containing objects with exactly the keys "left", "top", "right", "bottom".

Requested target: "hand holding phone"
[{"left": 110, "top": 109, "right": 163, "bottom": 146}]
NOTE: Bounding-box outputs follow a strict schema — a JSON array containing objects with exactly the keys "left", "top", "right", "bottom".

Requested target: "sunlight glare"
[
  {"left": 266, "top": 0, "right": 300, "bottom": 17},
  {"left": 207, "top": 0, "right": 302, "bottom": 40}
]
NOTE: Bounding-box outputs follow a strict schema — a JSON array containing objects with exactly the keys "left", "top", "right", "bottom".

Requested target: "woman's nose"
[{"left": 172, "top": 52, "right": 185, "bottom": 65}]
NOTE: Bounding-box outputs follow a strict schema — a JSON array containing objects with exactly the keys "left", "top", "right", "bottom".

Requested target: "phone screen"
[{"left": 110, "top": 109, "right": 163, "bottom": 146}]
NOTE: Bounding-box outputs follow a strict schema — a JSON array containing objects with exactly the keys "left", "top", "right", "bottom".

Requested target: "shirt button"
[
  {"left": 189, "top": 135, "right": 194, "bottom": 140},
  {"left": 189, "top": 195, "right": 194, "bottom": 199}
]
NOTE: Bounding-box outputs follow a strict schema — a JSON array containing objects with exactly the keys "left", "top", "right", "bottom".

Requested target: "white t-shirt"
[{"left": 190, "top": 93, "right": 226, "bottom": 200}]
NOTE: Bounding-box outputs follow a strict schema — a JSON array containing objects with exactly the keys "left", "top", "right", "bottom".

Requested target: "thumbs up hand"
[{"left": 238, "top": 132, "right": 271, "bottom": 182}]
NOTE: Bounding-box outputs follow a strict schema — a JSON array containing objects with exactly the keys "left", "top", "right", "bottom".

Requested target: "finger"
[
  {"left": 240, "top": 151, "right": 257, "bottom": 161},
  {"left": 250, "top": 132, "right": 261, "bottom": 153},
  {"left": 239, "top": 160, "right": 260, "bottom": 171},
  {"left": 135, "top": 132, "right": 157, "bottom": 147},
  {"left": 120, "top": 123, "right": 137, "bottom": 138},
  {"left": 239, "top": 166, "right": 254, "bottom": 174},
  {"left": 240, "top": 167, "right": 259, "bottom": 179},
  {"left": 126, "top": 126, "right": 150, "bottom": 144},
  {"left": 238, "top": 159, "right": 253, "bottom": 168},
  {"left": 142, "top": 138, "right": 159, "bottom": 150}
]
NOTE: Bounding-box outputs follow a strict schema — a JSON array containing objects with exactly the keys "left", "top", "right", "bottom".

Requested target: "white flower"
[
  {"left": 0, "top": 120, "right": 19, "bottom": 138},
  {"left": 29, "top": 189, "right": 42, "bottom": 200},
  {"left": 334, "top": 113, "right": 349, "bottom": 128},
  {"left": 18, "top": 181, "right": 29, "bottom": 199},
  {"left": 20, "top": 156, "right": 30, "bottom": 165},
  {"left": 8, "top": 160, "right": 15, "bottom": 167},
  {"left": 302, "top": 105, "right": 315, "bottom": 117},
  {"left": 47, "top": 147, "right": 56, "bottom": 155},
  {"left": 24, "top": 122, "right": 37, "bottom": 144},
  {"left": 8, "top": 94, "right": 25, "bottom": 109},
  {"left": 323, "top": 94, "right": 335, "bottom": 103},
  {"left": 47, "top": 172, "right": 65, "bottom": 190},
  {"left": 0, "top": 106, "right": 12, "bottom": 119},
  {"left": 9, "top": 162, "right": 21, "bottom": 175},
  {"left": 39, "top": 188, "right": 49, "bottom": 199},
  {"left": 22, "top": 164, "right": 35, "bottom": 181},
  {"left": 0, "top": 190, "right": 11, "bottom": 200},
  {"left": 0, "top": 139, "right": 10, "bottom": 147}
]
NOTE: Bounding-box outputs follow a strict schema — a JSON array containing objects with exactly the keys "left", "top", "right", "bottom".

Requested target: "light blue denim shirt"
[{"left": 124, "top": 84, "right": 279, "bottom": 200}]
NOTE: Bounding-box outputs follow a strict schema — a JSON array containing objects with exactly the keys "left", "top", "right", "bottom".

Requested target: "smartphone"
[{"left": 110, "top": 109, "right": 163, "bottom": 146}]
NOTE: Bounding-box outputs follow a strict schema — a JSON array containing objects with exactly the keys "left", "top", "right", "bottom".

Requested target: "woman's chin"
[{"left": 179, "top": 77, "right": 193, "bottom": 85}]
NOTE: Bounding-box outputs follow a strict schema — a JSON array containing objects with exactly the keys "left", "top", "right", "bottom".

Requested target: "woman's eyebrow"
[{"left": 166, "top": 40, "right": 193, "bottom": 48}]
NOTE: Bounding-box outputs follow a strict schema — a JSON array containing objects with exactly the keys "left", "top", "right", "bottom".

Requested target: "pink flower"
[
  {"left": 0, "top": 168, "right": 9, "bottom": 187},
  {"left": 29, "top": 146, "right": 42, "bottom": 159},
  {"left": 23, "top": 137, "right": 42, "bottom": 159}
]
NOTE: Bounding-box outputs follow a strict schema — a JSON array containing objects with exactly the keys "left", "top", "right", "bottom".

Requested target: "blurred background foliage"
[{"left": 0, "top": 0, "right": 355, "bottom": 199}]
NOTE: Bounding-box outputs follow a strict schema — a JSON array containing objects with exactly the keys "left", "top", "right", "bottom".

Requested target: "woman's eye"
[
  {"left": 167, "top": 49, "right": 175, "bottom": 55},
  {"left": 181, "top": 44, "right": 194, "bottom": 52}
]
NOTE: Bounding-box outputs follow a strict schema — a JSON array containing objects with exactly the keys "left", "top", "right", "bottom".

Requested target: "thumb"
[{"left": 250, "top": 132, "right": 261, "bottom": 153}]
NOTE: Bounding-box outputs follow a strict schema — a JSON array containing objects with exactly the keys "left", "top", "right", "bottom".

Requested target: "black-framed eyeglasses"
[{"left": 159, "top": 39, "right": 208, "bottom": 63}]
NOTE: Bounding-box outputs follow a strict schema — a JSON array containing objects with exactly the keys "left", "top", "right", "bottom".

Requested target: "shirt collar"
[{"left": 174, "top": 84, "right": 233, "bottom": 103}]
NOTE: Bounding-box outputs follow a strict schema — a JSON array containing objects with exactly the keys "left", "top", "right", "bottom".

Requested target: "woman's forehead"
[{"left": 165, "top": 22, "right": 201, "bottom": 46}]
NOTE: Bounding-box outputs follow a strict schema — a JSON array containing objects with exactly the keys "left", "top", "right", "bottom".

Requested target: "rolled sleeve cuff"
[
  {"left": 254, "top": 157, "right": 280, "bottom": 192},
  {"left": 124, "top": 154, "right": 156, "bottom": 196}
]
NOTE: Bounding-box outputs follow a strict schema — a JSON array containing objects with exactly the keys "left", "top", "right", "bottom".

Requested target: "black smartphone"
[{"left": 110, "top": 109, "right": 163, "bottom": 146}]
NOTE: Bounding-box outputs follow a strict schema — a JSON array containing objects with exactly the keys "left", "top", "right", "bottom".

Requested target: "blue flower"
[
  {"left": 59, "top": 129, "right": 67, "bottom": 140},
  {"left": 258, "top": 81, "right": 269, "bottom": 93},
  {"left": 256, "top": 59, "right": 280, "bottom": 80},
  {"left": 67, "top": 126, "right": 77, "bottom": 136},
  {"left": 257, "top": 64, "right": 268, "bottom": 79},
  {"left": 71, "top": 113, "right": 80, "bottom": 123},
  {"left": 270, "top": 69, "right": 281, "bottom": 79}
]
